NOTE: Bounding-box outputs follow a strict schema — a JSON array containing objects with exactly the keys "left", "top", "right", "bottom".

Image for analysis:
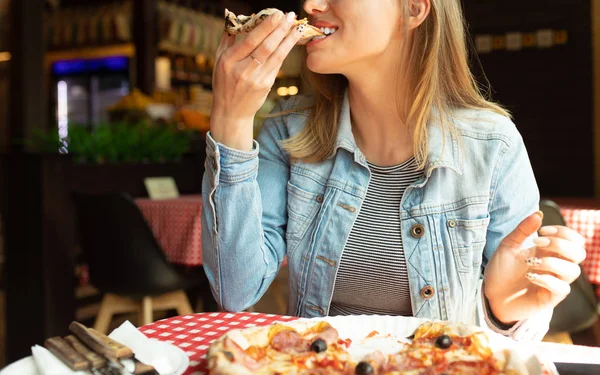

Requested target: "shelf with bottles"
[{"left": 167, "top": 53, "right": 213, "bottom": 87}]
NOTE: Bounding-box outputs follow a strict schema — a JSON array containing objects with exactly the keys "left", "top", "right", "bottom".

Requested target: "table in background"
[
  {"left": 134, "top": 195, "right": 600, "bottom": 294},
  {"left": 553, "top": 199, "right": 600, "bottom": 298},
  {"left": 141, "top": 312, "right": 600, "bottom": 375},
  {"left": 135, "top": 195, "right": 203, "bottom": 266}
]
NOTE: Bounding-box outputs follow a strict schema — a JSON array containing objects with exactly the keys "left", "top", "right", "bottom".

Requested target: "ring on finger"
[{"left": 250, "top": 54, "right": 263, "bottom": 65}]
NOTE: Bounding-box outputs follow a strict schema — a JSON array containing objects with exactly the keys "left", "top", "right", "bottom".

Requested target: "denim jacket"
[{"left": 202, "top": 92, "right": 552, "bottom": 340}]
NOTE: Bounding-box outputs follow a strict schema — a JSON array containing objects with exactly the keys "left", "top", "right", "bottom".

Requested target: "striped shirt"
[{"left": 329, "top": 156, "right": 423, "bottom": 316}]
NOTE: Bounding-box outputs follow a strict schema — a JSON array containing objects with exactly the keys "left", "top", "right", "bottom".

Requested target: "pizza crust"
[{"left": 207, "top": 349, "right": 255, "bottom": 375}]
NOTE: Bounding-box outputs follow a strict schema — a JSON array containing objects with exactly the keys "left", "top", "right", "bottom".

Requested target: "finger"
[
  {"left": 228, "top": 11, "right": 285, "bottom": 60},
  {"left": 533, "top": 236, "right": 586, "bottom": 264},
  {"left": 251, "top": 12, "right": 297, "bottom": 63},
  {"left": 501, "top": 211, "right": 543, "bottom": 248},
  {"left": 216, "top": 31, "right": 236, "bottom": 62},
  {"left": 538, "top": 225, "right": 586, "bottom": 247},
  {"left": 526, "top": 256, "right": 581, "bottom": 283},
  {"left": 264, "top": 20, "right": 304, "bottom": 70},
  {"left": 525, "top": 273, "right": 571, "bottom": 300}
]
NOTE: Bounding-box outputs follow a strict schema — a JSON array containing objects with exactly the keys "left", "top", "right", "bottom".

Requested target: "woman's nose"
[{"left": 303, "top": 0, "right": 329, "bottom": 15}]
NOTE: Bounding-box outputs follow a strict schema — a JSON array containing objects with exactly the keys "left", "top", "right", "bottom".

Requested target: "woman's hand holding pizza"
[
  {"left": 484, "top": 212, "right": 587, "bottom": 325},
  {"left": 210, "top": 11, "right": 303, "bottom": 151}
]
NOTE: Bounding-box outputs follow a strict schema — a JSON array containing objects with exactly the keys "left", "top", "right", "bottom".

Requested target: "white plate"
[
  {"left": 291, "top": 315, "right": 552, "bottom": 375},
  {"left": 0, "top": 357, "right": 37, "bottom": 375},
  {"left": 0, "top": 340, "right": 189, "bottom": 375}
]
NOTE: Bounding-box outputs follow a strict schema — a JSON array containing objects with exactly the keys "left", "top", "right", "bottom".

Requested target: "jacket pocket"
[
  {"left": 447, "top": 216, "right": 490, "bottom": 273},
  {"left": 286, "top": 181, "right": 322, "bottom": 242}
]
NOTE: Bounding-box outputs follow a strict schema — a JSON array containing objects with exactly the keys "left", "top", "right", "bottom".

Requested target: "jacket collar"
[{"left": 333, "top": 90, "right": 463, "bottom": 175}]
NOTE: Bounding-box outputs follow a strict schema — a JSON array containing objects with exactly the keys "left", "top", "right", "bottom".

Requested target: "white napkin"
[
  {"left": 108, "top": 321, "right": 174, "bottom": 375},
  {"left": 31, "top": 345, "right": 89, "bottom": 375}
]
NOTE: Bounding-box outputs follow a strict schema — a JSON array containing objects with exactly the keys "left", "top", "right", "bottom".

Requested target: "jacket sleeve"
[
  {"left": 480, "top": 121, "right": 552, "bottom": 341},
  {"left": 201, "top": 100, "right": 291, "bottom": 312}
]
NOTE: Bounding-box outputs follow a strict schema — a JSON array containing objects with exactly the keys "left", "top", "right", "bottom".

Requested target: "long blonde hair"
[{"left": 281, "top": 0, "right": 509, "bottom": 168}]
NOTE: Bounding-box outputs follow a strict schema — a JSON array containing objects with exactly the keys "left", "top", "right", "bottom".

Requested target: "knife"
[
  {"left": 69, "top": 321, "right": 133, "bottom": 359},
  {"left": 64, "top": 334, "right": 107, "bottom": 369},
  {"left": 44, "top": 336, "right": 91, "bottom": 371}
]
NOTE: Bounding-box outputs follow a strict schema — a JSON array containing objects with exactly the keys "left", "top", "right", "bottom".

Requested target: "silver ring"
[{"left": 250, "top": 55, "right": 263, "bottom": 65}]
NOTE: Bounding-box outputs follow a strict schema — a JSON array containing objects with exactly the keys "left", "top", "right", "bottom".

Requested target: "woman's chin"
[{"left": 306, "top": 56, "right": 337, "bottom": 75}]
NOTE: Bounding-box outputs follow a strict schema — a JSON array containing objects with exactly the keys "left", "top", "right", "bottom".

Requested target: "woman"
[{"left": 202, "top": 0, "right": 586, "bottom": 340}]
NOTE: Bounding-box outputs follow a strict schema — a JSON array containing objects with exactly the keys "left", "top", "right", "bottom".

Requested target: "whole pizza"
[{"left": 207, "top": 319, "right": 535, "bottom": 375}]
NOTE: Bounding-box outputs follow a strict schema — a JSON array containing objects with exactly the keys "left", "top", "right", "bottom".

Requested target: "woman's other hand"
[
  {"left": 210, "top": 11, "right": 303, "bottom": 151},
  {"left": 484, "top": 211, "right": 586, "bottom": 325}
]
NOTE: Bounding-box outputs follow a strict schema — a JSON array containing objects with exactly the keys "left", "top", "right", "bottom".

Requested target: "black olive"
[
  {"left": 310, "top": 338, "right": 327, "bottom": 353},
  {"left": 223, "top": 350, "right": 234, "bottom": 361},
  {"left": 435, "top": 334, "right": 453, "bottom": 349},
  {"left": 355, "top": 361, "right": 374, "bottom": 375}
]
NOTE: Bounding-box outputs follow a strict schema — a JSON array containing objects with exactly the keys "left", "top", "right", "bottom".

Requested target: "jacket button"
[
  {"left": 420, "top": 286, "right": 435, "bottom": 299},
  {"left": 316, "top": 195, "right": 324, "bottom": 203},
  {"left": 410, "top": 224, "right": 425, "bottom": 238},
  {"left": 448, "top": 219, "right": 457, "bottom": 228}
]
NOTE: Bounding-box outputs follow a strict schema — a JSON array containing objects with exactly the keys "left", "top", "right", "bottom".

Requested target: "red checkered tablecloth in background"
[
  {"left": 141, "top": 312, "right": 299, "bottom": 375},
  {"left": 135, "top": 195, "right": 203, "bottom": 266},
  {"left": 560, "top": 206, "right": 600, "bottom": 296}
]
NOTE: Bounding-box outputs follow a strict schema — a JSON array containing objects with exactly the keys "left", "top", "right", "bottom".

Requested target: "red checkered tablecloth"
[
  {"left": 140, "top": 312, "right": 299, "bottom": 375},
  {"left": 135, "top": 195, "right": 203, "bottom": 266},
  {"left": 560, "top": 206, "right": 600, "bottom": 289}
]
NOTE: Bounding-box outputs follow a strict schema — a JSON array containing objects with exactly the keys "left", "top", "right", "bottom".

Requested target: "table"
[
  {"left": 140, "top": 312, "right": 600, "bottom": 375},
  {"left": 558, "top": 203, "right": 600, "bottom": 298},
  {"left": 135, "top": 195, "right": 203, "bottom": 266}
]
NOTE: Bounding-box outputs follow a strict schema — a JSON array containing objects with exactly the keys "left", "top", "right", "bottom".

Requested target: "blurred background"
[{"left": 0, "top": 0, "right": 599, "bottom": 368}]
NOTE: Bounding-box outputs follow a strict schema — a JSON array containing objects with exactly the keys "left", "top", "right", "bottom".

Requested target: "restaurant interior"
[{"left": 0, "top": 0, "right": 600, "bottom": 373}]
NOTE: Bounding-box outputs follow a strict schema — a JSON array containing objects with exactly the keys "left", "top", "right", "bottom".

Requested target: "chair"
[
  {"left": 72, "top": 192, "right": 205, "bottom": 333},
  {"left": 539, "top": 200, "right": 599, "bottom": 342}
]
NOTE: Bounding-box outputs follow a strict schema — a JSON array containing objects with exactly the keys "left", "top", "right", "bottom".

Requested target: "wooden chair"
[{"left": 73, "top": 192, "right": 205, "bottom": 333}]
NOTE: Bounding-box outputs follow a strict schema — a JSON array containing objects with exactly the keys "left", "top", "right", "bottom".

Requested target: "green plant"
[{"left": 30, "top": 122, "right": 194, "bottom": 164}]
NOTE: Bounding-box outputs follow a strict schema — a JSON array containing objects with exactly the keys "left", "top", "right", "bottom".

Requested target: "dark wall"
[
  {"left": 2, "top": 152, "right": 204, "bottom": 361},
  {"left": 463, "top": 0, "right": 595, "bottom": 197},
  {"left": 57, "top": 0, "right": 303, "bottom": 15}
]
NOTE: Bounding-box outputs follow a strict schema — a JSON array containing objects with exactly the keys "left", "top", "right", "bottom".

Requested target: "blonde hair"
[{"left": 281, "top": 0, "right": 509, "bottom": 168}]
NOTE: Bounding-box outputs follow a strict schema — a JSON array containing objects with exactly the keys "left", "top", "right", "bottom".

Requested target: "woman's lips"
[{"left": 307, "top": 27, "right": 338, "bottom": 47}]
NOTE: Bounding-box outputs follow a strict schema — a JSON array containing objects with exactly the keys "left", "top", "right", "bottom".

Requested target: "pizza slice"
[
  {"left": 354, "top": 321, "right": 527, "bottom": 375},
  {"left": 224, "top": 8, "right": 325, "bottom": 45},
  {"left": 207, "top": 321, "right": 356, "bottom": 374}
]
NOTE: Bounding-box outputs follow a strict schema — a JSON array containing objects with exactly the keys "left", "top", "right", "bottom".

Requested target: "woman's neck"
[{"left": 346, "top": 70, "right": 414, "bottom": 167}]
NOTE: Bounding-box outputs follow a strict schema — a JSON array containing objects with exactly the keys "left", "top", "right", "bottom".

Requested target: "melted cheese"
[{"left": 227, "top": 330, "right": 250, "bottom": 350}]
